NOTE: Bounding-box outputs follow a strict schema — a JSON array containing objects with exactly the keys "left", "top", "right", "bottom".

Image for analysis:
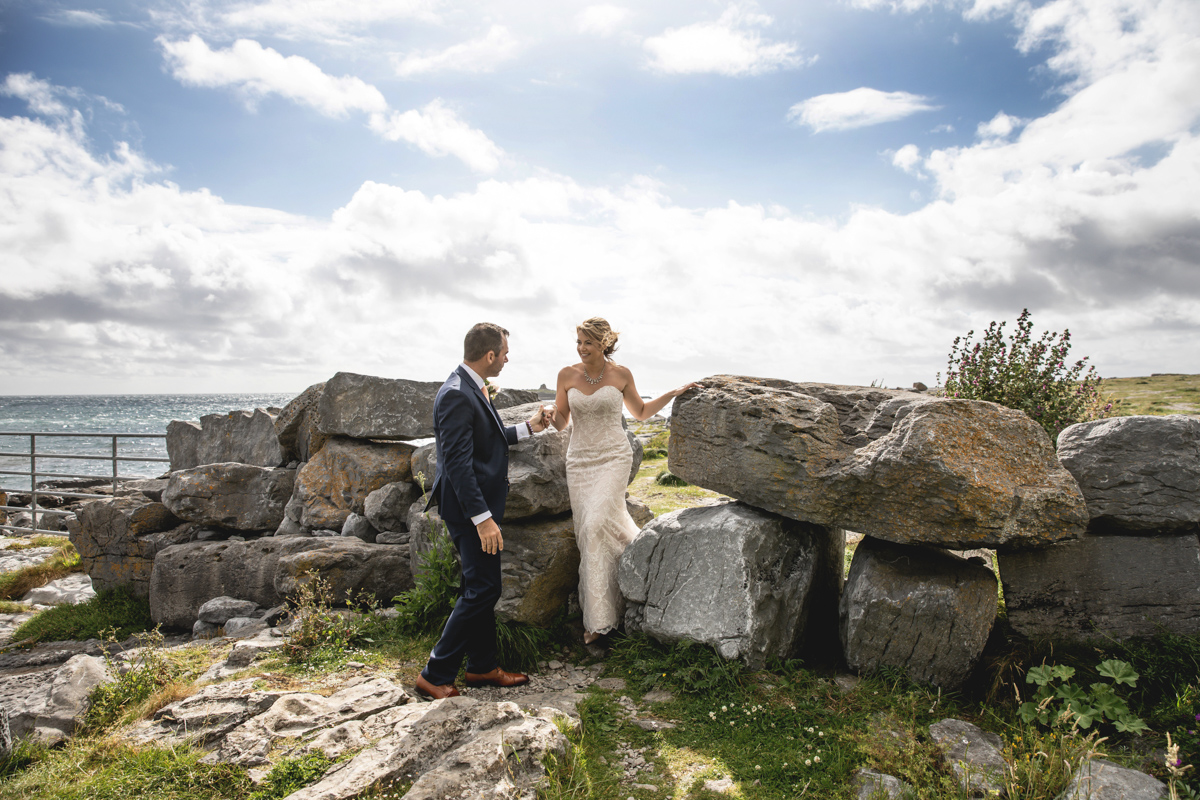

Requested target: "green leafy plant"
[
  {"left": 86, "top": 628, "right": 183, "bottom": 732},
  {"left": 392, "top": 525, "right": 460, "bottom": 635},
  {"left": 1019, "top": 660, "right": 1149, "bottom": 733},
  {"left": 940, "top": 308, "right": 1108, "bottom": 442},
  {"left": 655, "top": 469, "right": 687, "bottom": 487},
  {"left": 609, "top": 634, "right": 744, "bottom": 695},
  {"left": 283, "top": 572, "right": 377, "bottom": 664},
  {"left": 247, "top": 753, "right": 334, "bottom": 800}
]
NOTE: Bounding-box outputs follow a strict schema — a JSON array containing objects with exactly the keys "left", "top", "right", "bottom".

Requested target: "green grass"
[
  {"left": 1099, "top": 373, "right": 1200, "bottom": 416},
  {"left": 0, "top": 540, "right": 82, "bottom": 601},
  {"left": 10, "top": 585, "right": 154, "bottom": 644},
  {"left": 0, "top": 599, "right": 30, "bottom": 613}
]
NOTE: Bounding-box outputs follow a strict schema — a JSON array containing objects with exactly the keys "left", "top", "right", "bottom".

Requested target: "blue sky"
[{"left": 0, "top": 0, "right": 1198, "bottom": 396}]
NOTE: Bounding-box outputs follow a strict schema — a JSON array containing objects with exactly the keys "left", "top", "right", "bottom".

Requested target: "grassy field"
[{"left": 1101, "top": 373, "right": 1200, "bottom": 416}]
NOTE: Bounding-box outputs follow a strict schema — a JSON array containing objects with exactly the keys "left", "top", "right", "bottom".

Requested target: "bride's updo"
[{"left": 578, "top": 317, "right": 619, "bottom": 359}]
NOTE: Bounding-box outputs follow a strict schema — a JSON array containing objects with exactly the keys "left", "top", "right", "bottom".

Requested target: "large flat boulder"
[
  {"left": 275, "top": 538, "right": 414, "bottom": 605},
  {"left": 4, "top": 654, "right": 113, "bottom": 745},
  {"left": 618, "top": 502, "right": 844, "bottom": 667},
  {"left": 66, "top": 496, "right": 190, "bottom": 596},
  {"left": 668, "top": 376, "right": 1088, "bottom": 549},
  {"left": 166, "top": 409, "right": 284, "bottom": 470},
  {"left": 162, "top": 464, "right": 295, "bottom": 531},
  {"left": 841, "top": 536, "right": 997, "bottom": 690},
  {"left": 275, "top": 382, "right": 328, "bottom": 462},
  {"left": 316, "top": 371, "right": 441, "bottom": 440},
  {"left": 293, "top": 437, "right": 416, "bottom": 531},
  {"left": 1058, "top": 415, "right": 1200, "bottom": 533},
  {"left": 999, "top": 532, "right": 1200, "bottom": 641}
]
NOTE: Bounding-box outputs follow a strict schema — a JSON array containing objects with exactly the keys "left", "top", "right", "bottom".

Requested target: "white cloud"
[
  {"left": 393, "top": 25, "right": 519, "bottom": 77},
  {"left": 368, "top": 100, "right": 504, "bottom": 173},
  {"left": 577, "top": 4, "right": 632, "bottom": 36},
  {"left": 2, "top": 74, "right": 73, "bottom": 117},
  {"left": 43, "top": 9, "right": 115, "bottom": 26},
  {"left": 788, "top": 87, "right": 939, "bottom": 132},
  {"left": 892, "top": 143, "right": 923, "bottom": 173},
  {"left": 644, "top": 5, "right": 810, "bottom": 76},
  {"left": 977, "top": 111, "right": 1025, "bottom": 139},
  {"left": 170, "top": 0, "right": 443, "bottom": 43},
  {"left": 159, "top": 35, "right": 388, "bottom": 117}
]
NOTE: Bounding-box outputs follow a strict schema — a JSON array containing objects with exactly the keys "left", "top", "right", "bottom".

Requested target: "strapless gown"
[{"left": 566, "top": 385, "right": 642, "bottom": 635}]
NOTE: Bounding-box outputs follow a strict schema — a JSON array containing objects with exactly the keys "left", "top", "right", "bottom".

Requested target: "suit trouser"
[{"left": 420, "top": 516, "right": 502, "bottom": 686}]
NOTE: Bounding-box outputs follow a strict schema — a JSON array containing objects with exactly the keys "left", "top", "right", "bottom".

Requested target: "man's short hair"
[{"left": 464, "top": 322, "right": 509, "bottom": 362}]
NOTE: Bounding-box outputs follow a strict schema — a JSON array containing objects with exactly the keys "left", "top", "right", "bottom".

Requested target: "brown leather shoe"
[
  {"left": 415, "top": 674, "right": 460, "bottom": 699},
  {"left": 464, "top": 667, "right": 529, "bottom": 687}
]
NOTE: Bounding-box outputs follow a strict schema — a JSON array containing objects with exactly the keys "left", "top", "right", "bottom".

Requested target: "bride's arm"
[
  {"left": 550, "top": 367, "right": 572, "bottom": 430},
  {"left": 619, "top": 367, "right": 702, "bottom": 421}
]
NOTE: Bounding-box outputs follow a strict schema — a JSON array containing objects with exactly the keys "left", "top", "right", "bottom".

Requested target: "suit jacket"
[{"left": 427, "top": 366, "right": 521, "bottom": 524}]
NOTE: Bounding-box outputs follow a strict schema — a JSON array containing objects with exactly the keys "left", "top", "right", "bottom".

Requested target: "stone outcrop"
[
  {"left": 340, "top": 513, "right": 376, "bottom": 542},
  {"left": 166, "top": 409, "right": 284, "bottom": 471},
  {"left": 197, "top": 596, "right": 260, "bottom": 625},
  {"left": 293, "top": 437, "right": 415, "bottom": 531},
  {"left": 22, "top": 574, "right": 95, "bottom": 606},
  {"left": 67, "top": 496, "right": 190, "bottom": 596},
  {"left": 162, "top": 464, "right": 295, "bottom": 531},
  {"left": 1059, "top": 758, "right": 1168, "bottom": 800},
  {"left": 316, "top": 371, "right": 441, "bottom": 440},
  {"left": 150, "top": 537, "right": 415, "bottom": 628},
  {"left": 274, "top": 382, "right": 328, "bottom": 462},
  {"left": 668, "top": 376, "right": 1088, "bottom": 549},
  {"left": 363, "top": 481, "right": 420, "bottom": 533},
  {"left": 619, "top": 502, "right": 844, "bottom": 667},
  {"left": 1058, "top": 415, "right": 1200, "bottom": 533},
  {"left": 494, "top": 514, "right": 581, "bottom": 627},
  {"left": 4, "top": 654, "right": 112, "bottom": 744},
  {"left": 492, "top": 388, "right": 540, "bottom": 409},
  {"left": 929, "top": 718, "right": 1007, "bottom": 797},
  {"left": 841, "top": 537, "right": 997, "bottom": 690},
  {"left": 999, "top": 532, "right": 1200, "bottom": 641}
]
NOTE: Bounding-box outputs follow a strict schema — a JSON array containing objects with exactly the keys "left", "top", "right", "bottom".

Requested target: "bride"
[{"left": 548, "top": 318, "right": 699, "bottom": 645}]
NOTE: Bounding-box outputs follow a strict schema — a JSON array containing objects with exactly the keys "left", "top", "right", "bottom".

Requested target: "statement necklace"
[{"left": 582, "top": 365, "right": 605, "bottom": 385}]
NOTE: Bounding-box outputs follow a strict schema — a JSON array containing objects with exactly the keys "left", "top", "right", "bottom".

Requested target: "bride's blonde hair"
[{"left": 578, "top": 317, "right": 619, "bottom": 359}]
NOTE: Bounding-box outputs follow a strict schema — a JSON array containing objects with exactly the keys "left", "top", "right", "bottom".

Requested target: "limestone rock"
[
  {"left": 294, "top": 437, "right": 416, "bottom": 531},
  {"left": 626, "top": 495, "right": 654, "bottom": 528},
  {"left": 67, "top": 496, "right": 189, "bottom": 596},
  {"left": 275, "top": 538, "right": 413, "bottom": 605},
  {"left": 495, "top": 514, "right": 581, "bottom": 627},
  {"left": 25, "top": 654, "right": 113, "bottom": 744},
  {"left": 364, "top": 482, "right": 420, "bottom": 533},
  {"left": 493, "top": 388, "right": 540, "bottom": 409},
  {"left": 1057, "top": 415, "right": 1200, "bottom": 533},
  {"left": 130, "top": 679, "right": 283, "bottom": 746},
  {"left": 852, "top": 769, "right": 910, "bottom": 800},
  {"left": 668, "top": 376, "right": 1088, "bottom": 549},
  {"left": 999, "top": 533, "right": 1200, "bottom": 641},
  {"left": 1059, "top": 758, "right": 1168, "bottom": 800},
  {"left": 618, "top": 502, "right": 844, "bottom": 667},
  {"left": 375, "top": 531, "right": 409, "bottom": 546},
  {"left": 498, "top": 402, "right": 573, "bottom": 519},
  {"left": 197, "top": 597, "right": 260, "bottom": 625},
  {"left": 285, "top": 696, "right": 566, "bottom": 800},
  {"left": 341, "top": 513, "right": 377, "bottom": 543},
  {"left": 275, "top": 382, "right": 328, "bottom": 462},
  {"left": 929, "top": 718, "right": 1007, "bottom": 797},
  {"left": 224, "top": 631, "right": 286, "bottom": 669},
  {"left": 223, "top": 617, "right": 267, "bottom": 638},
  {"left": 841, "top": 537, "right": 997, "bottom": 690},
  {"left": 0, "top": 703, "right": 10, "bottom": 760},
  {"left": 406, "top": 499, "right": 446, "bottom": 580},
  {"left": 410, "top": 444, "right": 437, "bottom": 492},
  {"left": 316, "top": 371, "right": 441, "bottom": 440},
  {"left": 151, "top": 538, "right": 295, "bottom": 628},
  {"left": 166, "top": 409, "right": 284, "bottom": 470},
  {"left": 162, "top": 464, "right": 295, "bottom": 531},
  {"left": 22, "top": 573, "right": 95, "bottom": 606}
]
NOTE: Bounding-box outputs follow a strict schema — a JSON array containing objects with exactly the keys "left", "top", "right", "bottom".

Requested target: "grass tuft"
[
  {"left": 0, "top": 540, "right": 82, "bottom": 601},
  {"left": 11, "top": 584, "right": 153, "bottom": 644}
]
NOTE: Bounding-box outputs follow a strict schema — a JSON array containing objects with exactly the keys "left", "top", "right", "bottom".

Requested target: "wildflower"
[
  {"left": 805, "top": 759, "right": 812, "bottom": 766},
  {"left": 814, "top": 756, "right": 821, "bottom": 763},
  {"left": 818, "top": 731, "right": 824, "bottom": 737},
  {"left": 722, "top": 705, "right": 727, "bottom": 712},
  {"left": 755, "top": 765, "right": 761, "bottom": 770}
]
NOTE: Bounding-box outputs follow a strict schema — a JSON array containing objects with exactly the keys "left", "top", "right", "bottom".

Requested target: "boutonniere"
[{"left": 483, "top": 378, "right": 499, "bottom": 401}]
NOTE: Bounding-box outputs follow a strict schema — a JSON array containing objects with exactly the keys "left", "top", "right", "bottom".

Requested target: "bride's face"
[{"left": 576, "top": 333, "right": 602, "bottom": 362}]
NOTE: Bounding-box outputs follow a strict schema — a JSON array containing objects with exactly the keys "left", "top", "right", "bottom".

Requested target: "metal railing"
[{"left": 0, "top": 432, "right": 169, "bottom": 535}]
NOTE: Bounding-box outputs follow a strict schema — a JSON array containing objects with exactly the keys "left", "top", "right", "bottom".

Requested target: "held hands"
[
  {"left": 477, "top": 517, "right": 503, "bottom": 554},
  {"left": 527, "top": 403, "right": 556, "bottom": 433}
]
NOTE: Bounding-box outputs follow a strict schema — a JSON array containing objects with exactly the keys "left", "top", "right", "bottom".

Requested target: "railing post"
[
  {"left": 112, "top": 435, "right": 119, "bottom": 497},
  {"left": 30, "top": 433, "right": 38, "bottom": 533}
]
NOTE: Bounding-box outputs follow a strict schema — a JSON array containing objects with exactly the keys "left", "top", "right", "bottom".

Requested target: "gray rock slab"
[
  {"left": 1058, "top": 415, "right": 1200, "bottom": 533},
  {"left": 129, "top": 679, "right": 283, "bottom": 746},
  {"left": 1058, "top": 758, "right": 1168, "bottom": 800},
  {"left": 340, "top": 512, "right": 377, "bottom": 543},
  {"left": 294, "top": 437, "right": 415, "bottom": 531},
  {"left": 275, "top": 382, "right": 328, "bottom": 463},
  {"left": 67, "top": 496, "right": 188, "bottom": 596},
  {"left": 1000, "top": 532, "right": 1200, "bottom": 641},
  {"left": 492, "top": 388, "right": 540, "bottom": 409},
  {"left": 316, "top": 371, "right": 441, "bottom": 440},
  {"left": 197, "top": 596, "right": 260, "bottom": 625},
  {"left": 22, "top": 573, "right": 95, "bottom": 606},
  {"left": 223, "top": 617, "right": 268, "bottom": 638},
  {"left": 5, "top": 654, "right": 113, "bottom": 745},
  {"left": 852, "top": 769, "right": 910, "bottom": 800},
  {"left": 498, "top": 402, "right": 573, "bottom": 519},
  {"left": 162, "top": 464, "right": 295, "bottom": 531},
  {"left": 929, "top": 718, "right": 1007, "bottom": 797},
  {"left": 275, "top": 538, "right": 414, "bottom": 606},
  {"left": 668, "top": 376, "right": 1088, "bottom": 549},
  {"left": 363, "top": 482, "right": 419, "bottom": 533},
  {"left": 841, "top": 536, "right": 997, "bottom": 690},
  {"left": 619, "top": 502, "right": 844, "bottom": 667},
  {"left": 166, "top": 408, "right": 284, "bottom": 471},
  {"left": 374, "top": 531, "right": 409, "bottom": 545},
  {"left": 223, "top": 631, "right": 286, "bottom": 669}
]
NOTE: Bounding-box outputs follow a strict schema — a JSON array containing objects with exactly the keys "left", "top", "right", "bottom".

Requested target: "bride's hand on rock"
[{"left": 672, "top": 382, "right": 703, "bottom": 398}]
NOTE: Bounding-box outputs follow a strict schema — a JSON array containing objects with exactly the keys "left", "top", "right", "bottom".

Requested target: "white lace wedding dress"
[{"left": 566, "top": 385, "right": 641, "bottom": 635}]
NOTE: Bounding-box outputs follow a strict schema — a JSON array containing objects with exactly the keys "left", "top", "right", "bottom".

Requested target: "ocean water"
[{"left": 0, "top": 394, "right": 296, "bottom": 491}]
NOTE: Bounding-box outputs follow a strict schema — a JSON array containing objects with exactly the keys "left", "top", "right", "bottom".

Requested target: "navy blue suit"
[{"left": 421, "top": 366, "right": 521, "bottom": 685}]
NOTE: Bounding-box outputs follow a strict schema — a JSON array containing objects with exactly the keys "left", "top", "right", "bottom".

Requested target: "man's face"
[{"left": 484, "top": 337, "right": 509, "bottom": 378}]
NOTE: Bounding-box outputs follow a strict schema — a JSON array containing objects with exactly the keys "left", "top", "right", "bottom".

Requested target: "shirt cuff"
[
  {"left": 514, "top": 421, "right": 531, "bottom": 440},
  {"left": 470, "top": 510, "right": 493, "bottom": 526}
]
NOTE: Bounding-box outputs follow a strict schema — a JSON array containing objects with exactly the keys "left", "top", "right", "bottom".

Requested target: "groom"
[{"left": 415, "top": 322, "right": 551, "bottom": 699}]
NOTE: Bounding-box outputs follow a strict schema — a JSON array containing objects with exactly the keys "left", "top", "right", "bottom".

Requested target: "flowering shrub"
[{"left": 940, "top": 309, "right": 1109, "bottom": 444}]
